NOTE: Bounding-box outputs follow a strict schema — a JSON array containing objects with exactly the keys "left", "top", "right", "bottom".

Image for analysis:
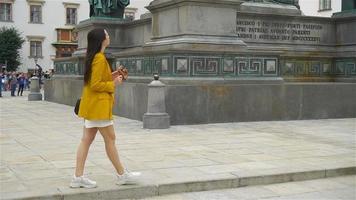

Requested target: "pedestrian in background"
[
  {"left": 17, "top": 73, "right": 25, "bottom": 96},
  {"left": 0, "top": 72, "right": 3, "bottom": 97},
  {"left": 10, "top": 73, "right": 17, "bottom": 97},
  {"left": 4, "top": 73, "right": 9, "bottom": 91},
  {"left": 24, "top": 75, "right": 29, "bottom": 90}
]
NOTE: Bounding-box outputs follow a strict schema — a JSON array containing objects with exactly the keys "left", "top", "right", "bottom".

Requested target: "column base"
[
  {"left": 28, "top": 92, "right": 43, "bottom": 101},
  {"left": 143, "top": 113, "right": 170, "bottom": 129}
]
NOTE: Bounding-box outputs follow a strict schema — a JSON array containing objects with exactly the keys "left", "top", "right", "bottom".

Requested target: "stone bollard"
[
  {"left": 143, "top": 74, "right": 170, "bottom": 129},
  {"left": 28, "top": 77, "right": 42, "bottom": 101}
]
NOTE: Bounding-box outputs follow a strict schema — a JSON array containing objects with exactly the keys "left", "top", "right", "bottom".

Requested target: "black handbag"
[{"left": 74, "top": 98, "right": 81, "bottom": 115}]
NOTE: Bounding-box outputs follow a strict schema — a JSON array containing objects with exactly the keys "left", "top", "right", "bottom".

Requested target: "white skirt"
[{"left": 84, "top": 119, "right": 113, "bottom": 128}]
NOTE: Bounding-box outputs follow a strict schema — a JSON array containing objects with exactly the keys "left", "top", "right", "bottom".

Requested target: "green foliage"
[{"left": 0, "top": 27, "right": 25, "bottom": 72}]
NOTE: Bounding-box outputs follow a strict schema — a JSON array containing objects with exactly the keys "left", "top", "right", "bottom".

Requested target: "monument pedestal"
[
  {"left": 145, "top": 0, "right": 246, "bottom": 53},
  {"left": 48, "top": 0, "right": 356, "bottom": 125}
]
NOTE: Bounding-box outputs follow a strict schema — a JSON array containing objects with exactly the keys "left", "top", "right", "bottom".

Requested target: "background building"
[
  {"left": 0, "top": 0, "right": 89, "bottom": 72},
  {"left": 299, "top": 0, "right": 342, "bottom": 17},
  {"left": 129, "top": 0, "right": 151, "bottom": 18},
  {"left": 0, "top": 0, "right": 138, "bottom": 72}
]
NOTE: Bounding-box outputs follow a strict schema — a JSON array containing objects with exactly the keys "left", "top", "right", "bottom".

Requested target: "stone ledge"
[
  {"left": 3, "top": 166, "right": 355, "bottom": 200},
  {"left": 239, "top": 2, "right": 301, "bottom": 16}
]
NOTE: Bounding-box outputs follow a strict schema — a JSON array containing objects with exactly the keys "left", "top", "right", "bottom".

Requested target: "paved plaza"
[{"left": 0, "top": 91, "right": 355, "bottom": 199}]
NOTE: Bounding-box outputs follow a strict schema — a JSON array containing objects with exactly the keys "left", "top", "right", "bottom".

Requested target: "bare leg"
[
  {"left": 98, "top": 125, "right": 125, "bottom": 175},
  {"left": 74, "top": 127, "right": 97, "bottom": 177}
]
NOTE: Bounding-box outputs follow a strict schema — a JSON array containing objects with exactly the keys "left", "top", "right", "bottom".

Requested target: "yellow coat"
[{"left": 78, "top": 52, "right": 115, "bottom": 120}]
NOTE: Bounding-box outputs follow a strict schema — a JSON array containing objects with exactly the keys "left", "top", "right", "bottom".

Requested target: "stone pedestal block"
[
  {"left": 145, "top": 0, "right": 246, "bottom": 51},
  {"left": 143, "top": 75, "right": 170, "bottom": 129},
  {"left": 143, "top": 113, "right": 170, "bottom": 129},
  {"left": 28, "top": 77, "right": 42, "bottom": 101}
]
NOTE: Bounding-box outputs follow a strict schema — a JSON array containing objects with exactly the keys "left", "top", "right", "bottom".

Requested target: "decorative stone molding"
[
  {"left": 147, "top": 0, "right": 243, "bottom": 11},
  {"left": 62, "top": 2, "right": 80, "bottom": 8},
  {"left": 26, "top": 35, "right": 45, "bottom": 41},
  {"left": 26, "top": 0, "right": 45, "bottom": 5},
  {"left": 1, "top": 0, "right": 16, "bottom": 3}
]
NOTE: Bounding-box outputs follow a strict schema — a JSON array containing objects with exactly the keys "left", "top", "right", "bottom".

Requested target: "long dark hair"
[{"left": 84, "top": 28, "right": 106, "bottom": 85}]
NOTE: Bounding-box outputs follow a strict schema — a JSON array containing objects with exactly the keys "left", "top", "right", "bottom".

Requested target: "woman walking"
[{"left": 70, "top": 28, "right": 140, "bottom": 188}]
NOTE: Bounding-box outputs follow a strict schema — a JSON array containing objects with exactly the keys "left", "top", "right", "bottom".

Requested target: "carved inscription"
[{"left": 236, "top": 18, "right": 323, "bottom": 43}]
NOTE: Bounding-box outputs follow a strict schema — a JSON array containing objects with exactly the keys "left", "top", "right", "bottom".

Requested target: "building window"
[
  {"left": 30, "top": 5, "right": 42, "bottom": 23},
  {"left": 30, "top": 41, "right": 42, "bottom": 57},
  {"left": 53, "top": 28, "right": 78, "bottom": 58},
  {"left": 0, "top": 3, "right": 12, "bottom": 22},
  {"left": 319, "top": 0, "right": 331, "bottom": 11},
  {"left": 66, "top": 8, "right": 77, "bottom": 25},
  {"left": 56, "top": 28, "right": 77, "bottom": 42}
]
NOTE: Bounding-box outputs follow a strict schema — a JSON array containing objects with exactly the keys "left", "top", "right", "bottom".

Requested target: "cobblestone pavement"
[{"left": 0, "top": 91, "right": 355, "bottom": 199}]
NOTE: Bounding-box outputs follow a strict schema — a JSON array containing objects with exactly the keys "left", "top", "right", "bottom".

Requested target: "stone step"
[{"left": 4, "top": 166, "right": 355, "bottom": 200}]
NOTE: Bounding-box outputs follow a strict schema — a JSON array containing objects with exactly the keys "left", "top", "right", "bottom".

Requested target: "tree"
[{"left": 0, "top": 27, "right": 25, "bottom": 72}]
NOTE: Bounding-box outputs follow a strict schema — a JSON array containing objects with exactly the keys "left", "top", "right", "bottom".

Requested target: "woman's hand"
[
  {"left": 113, "top": 65, "right": 128, "bottom": 81},
  {"left": 112, "top": 71, "right": 119, "bottom": 80},
  {"left": 114, "top": 75, "right": 123, "bottom": 86}
]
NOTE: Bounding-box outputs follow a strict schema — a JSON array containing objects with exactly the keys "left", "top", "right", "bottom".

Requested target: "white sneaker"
[
  {"left": 70, "top": 175, "right": 97, "bottom": 188},
  {"left": 116, "top": 169, "right": 141, "bottom": 185}
]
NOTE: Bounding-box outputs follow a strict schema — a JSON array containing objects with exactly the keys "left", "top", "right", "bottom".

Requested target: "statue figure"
[
  {"left": 273, "top": 0, "right": 299, "bottom": 9},
  {"left": 246, "top": 0, "right": 300, "bottom": 9},
  {"left": 89, "top": 0, "right": 130, "bottom": 18}
]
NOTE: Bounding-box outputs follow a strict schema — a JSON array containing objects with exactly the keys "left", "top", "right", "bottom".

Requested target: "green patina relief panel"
[
  {"left": 77, "top": 61, "right": 84, "bottom": 75},
  {"left": 66, "top": 63, "right": 75, "bottom": 74},
  {"left": 55, "top": 63, "right": 65, "bottom": 74},
  {"left": 222, "top": 57, "right": 235, "bottom": 76},
  {"left": 54, "top": 56, "right": 355, "bottom": 78},
  {"left": 263, "top": 58, "right": 278, "bottom": 76},
  {"left": 143, "top": 58, "right": 152, "bottom": 74},
  {"left": 54, "top": 60, "right": 80, "bottom": 75},
  {"left": 154, "top": 56, "right": 171, "bottom": 75},
  {"left": 335, "top": 59, "right": 356, "bottom": 76},
  {"left": 282, "top": 58, "right": 356, "bottom": 77},
  {"left": 116, "top": 54, "right": 280, "bottom": 78}
]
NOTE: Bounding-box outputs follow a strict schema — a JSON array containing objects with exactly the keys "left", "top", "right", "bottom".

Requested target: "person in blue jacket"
[{"left": 17, "top": 73, "right": 25, "bottom": 96}]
